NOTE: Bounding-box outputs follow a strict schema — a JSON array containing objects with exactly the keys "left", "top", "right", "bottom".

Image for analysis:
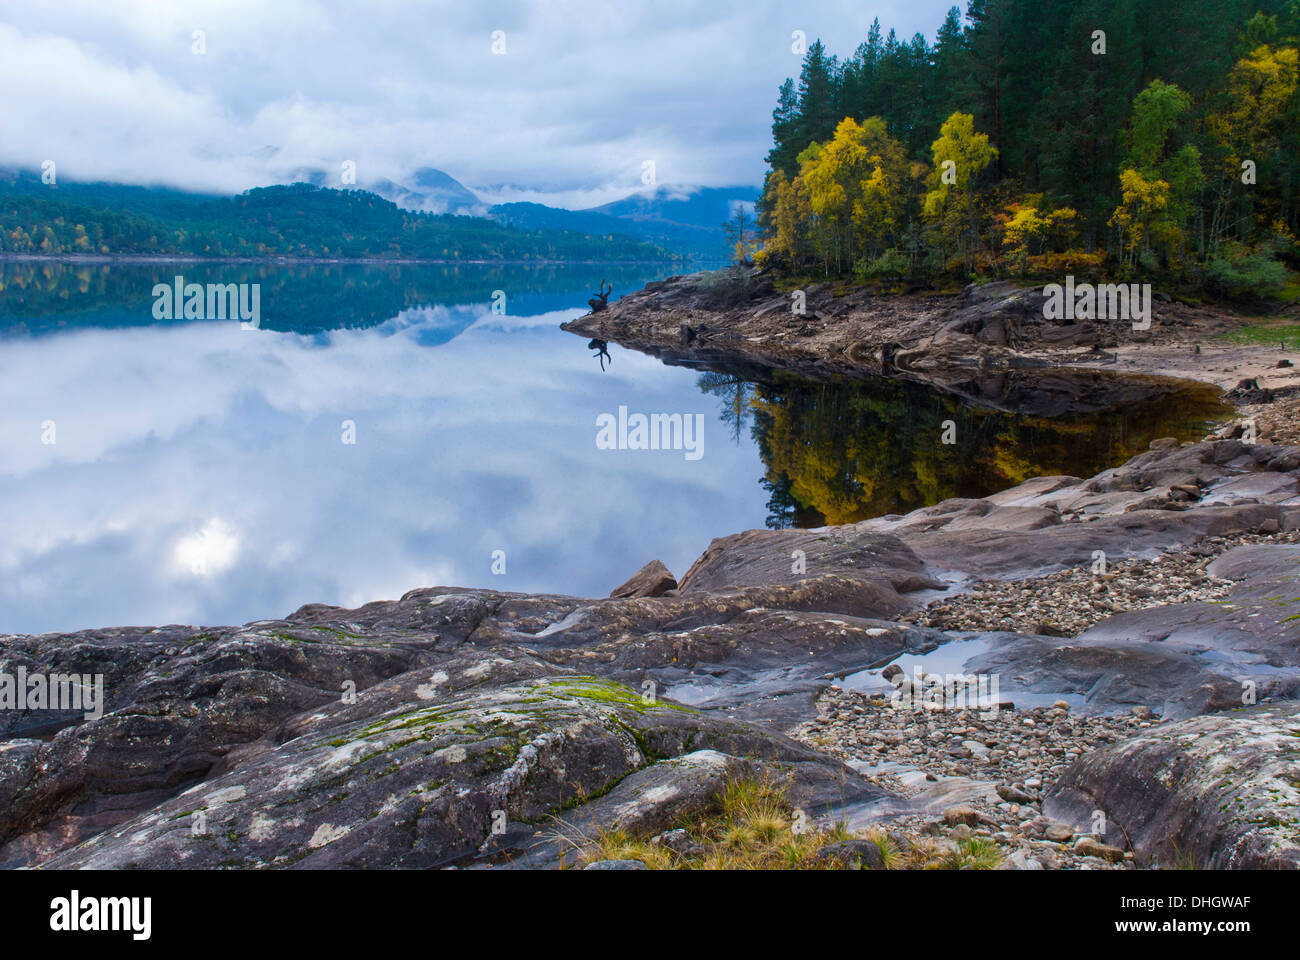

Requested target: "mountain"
[
  {"left": 365, "top": 168, "right": 484, "bottom": 215},
  {"left": 0, "top": 165, "right": 757, "bottom": 261},
  {"left": 0, "top": 168, "right": 221, "bottom": 218},
  {"left": 591, "top": 185, "right": 759, "bottom": 230},
  {"left": 0, "top": 176, "right": 680, "bottom": 262},
  {"left": 407, "top": 167, "right": 483, "bottom": 213},
  {"left": 279, "top": 165, "right": 483, "bottom": 216},
  {"left": 490, "top": 185, "right": 760, "bottom": 260}
]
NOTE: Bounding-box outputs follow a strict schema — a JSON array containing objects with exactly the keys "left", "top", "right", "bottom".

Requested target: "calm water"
[{"left": 0, "top": 261, "right": 1228, "bottom": 634}]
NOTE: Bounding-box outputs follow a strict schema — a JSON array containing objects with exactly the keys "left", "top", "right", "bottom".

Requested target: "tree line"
[
  {"left": 0, "top": 182, "right": 681, "bottom": 263},
  {"left": 756, "top": 0, "right": 1300, "bottom": 299}
]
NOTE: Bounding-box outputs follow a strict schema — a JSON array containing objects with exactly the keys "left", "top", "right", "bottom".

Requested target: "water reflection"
[
  {"left": 1, "top": 261, "right": 762, "bottom": 634},
  {"left": 0, "top": 260, "right": 1231, "bottom": 634},
  {"left": 587, "top": 338, "right": 612, "bottom": 372},
  {"left": 695, "top": 366, "right": 1229, "bottom": 527},
  {"left": 0, "top": 261, "right": 667, "bottom": 337}
]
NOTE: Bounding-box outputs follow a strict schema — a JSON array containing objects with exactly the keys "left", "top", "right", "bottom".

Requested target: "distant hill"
[
  {"left": 278, "top": 165, "right": 484, "bottom": 215},
  {"left": 0, "top": 173, "right": 680, "bottom": 262},
  {"left": 491, "top": 186, "right": 759, "bottom": 259},
  {"left": 365, "top": 167, "right": 484, "bottom": 215},
  {"left": 0, "top": 166, "right": 759, "bottom": 261},
  {"left": 591, "top": 185, "right": 760, "bottom": 230},
  {"left": 0, "top": 169, "right": 221, "bottom": 219},
  {"left": 250, "top": 162, "right": 757, "bottom": 258},
  {"left": 409, "top": 168, "right": 483, "bottom": 213}
]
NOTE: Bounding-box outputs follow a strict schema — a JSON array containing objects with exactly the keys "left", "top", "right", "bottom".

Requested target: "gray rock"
[
  {"left": 815, "top": 838, "right": 885, "bottom": 869},
  {"left": 1002, "top": 849, "right": 1045, "bottom": 870},
  {"left": 943, "top": 805, "right": 982, "bottom": 827},
  {"left": 1045, "top": 703, "right": 1300, "bottom": 869},
  {"left": 608, "top": 560, "right": 678, "bottom": 599},
  {"left": 584, "top": 859, "right": 648, "bottom": 870},
  {"left": 1074, "top": 836, "right": 1125, "bottom": 862},
  {"left": 996, "top": 783, "right": 1035, "bottom": 804},
  {"left": 651, "top": 828, "right": 705, "bottom": 859},
  {"left": 30, "top": 655, "right": 888, "bottom": 870},
  {"left": 1045, "top": 823, "right": 1074, "bottom": 843}
]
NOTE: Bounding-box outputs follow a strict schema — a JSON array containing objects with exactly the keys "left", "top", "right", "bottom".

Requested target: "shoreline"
[
  {"left": 564, "top": 268, "right": 1300, "bottom": 428},
  {"left": 0, "top": 252, "right": 689, "bottom": 267}
]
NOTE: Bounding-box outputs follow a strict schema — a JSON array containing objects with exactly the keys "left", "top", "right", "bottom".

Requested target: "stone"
[
  {"left": 608, "top": 559, "right": 678, "bottom": 599},
  {"left": 1045, "top": 823, "right": 1074, "bottom": 843},
  {"left": 17, "top": 647, "right": 887, "bottom": 869},
  {"left": 815, "top": 838, "right": 885, "bottom": 870},
  {"left": 1002, "top": 849, "right": 1044, "bottom": 870},
  {"left": 943, "top": 805, "right": 982, "bottom": 827},
  {"left": 996, "top": 783, "right": 1035, "bottom": 804},
  {"left": 1073, "top": 836, "right": 1125, "bottom": 863},
  {"left": 651, "top": 828, "right": 704, "bottom": 859},
  {"left": 584, "top": 859, "right": 648, "bottom": 870},
  {"left": 1045, "top": 703, "right": 1300, "bottom": 869}
]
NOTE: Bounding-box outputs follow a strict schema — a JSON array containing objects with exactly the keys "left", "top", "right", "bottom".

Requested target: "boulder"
[
  {"left": 609, "top": 560, "right": 678, "bottom": 599},
  {"left": 31, "top": 656, "right": 889, "bottom": 870},
  {"left": 1044, "top": 703, "right": 1300, "bottom": 869},
  {"left": 815, "top": 838, "right": 885, "bottom": 869}
]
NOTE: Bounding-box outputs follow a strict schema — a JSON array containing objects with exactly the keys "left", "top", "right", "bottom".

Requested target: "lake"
[{"left": 0, "top": 261, "right": 1229, "bottom": 634}]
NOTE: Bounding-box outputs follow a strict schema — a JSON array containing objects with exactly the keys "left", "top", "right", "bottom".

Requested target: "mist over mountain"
[
  {"left": 491, "top": 184, "right": 760, "bottom": 259},
  {"left": 0, "top": 169, "right": 679, "bottom": 262},
  {"left": 0, "top": 162, "right": 758, "bottom": 261}
]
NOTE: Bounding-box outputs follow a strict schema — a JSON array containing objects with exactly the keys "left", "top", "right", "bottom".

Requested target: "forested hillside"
[
  {"left": 0, "top": 178, "right": 679, "bottom": 262},
  {"left": 757, "top": 0, "right": 1300, "bottom": 298}
]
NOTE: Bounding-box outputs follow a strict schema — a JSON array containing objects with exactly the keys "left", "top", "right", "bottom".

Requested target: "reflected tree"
[
  {"left": 697, "top": 372, "right": 756, "bottom": 444},
  {"left": 737, "top": 370, "right": 1227, "bottom": 529}
]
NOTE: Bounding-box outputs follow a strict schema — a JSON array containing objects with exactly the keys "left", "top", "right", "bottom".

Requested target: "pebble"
[
  {"left": 899, "top": 528, "right": 1300, "bottom": 636},
  {"left": 794, "top": 689, "right": 1158, "bottom": 871}
]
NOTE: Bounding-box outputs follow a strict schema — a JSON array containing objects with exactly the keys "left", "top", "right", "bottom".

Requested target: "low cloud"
[{"left": 0, "top": 0, "right": 940, "bottom": 205}]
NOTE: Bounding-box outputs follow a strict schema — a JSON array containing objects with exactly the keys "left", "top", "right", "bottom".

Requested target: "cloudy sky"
[{"left": 1, "top": 0, "right": 954, "bottom": 208}]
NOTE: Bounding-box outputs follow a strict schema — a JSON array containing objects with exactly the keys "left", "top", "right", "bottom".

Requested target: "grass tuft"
[{"left": 571, "top": 773, "right": 1003, "bottom": 870}]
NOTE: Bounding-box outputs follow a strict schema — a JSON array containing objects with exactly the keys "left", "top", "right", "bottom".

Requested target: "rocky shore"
[
  {"left": 2, "top": 432, "right": 1298, "bottom": 870},
  {"left": 564, "top": 267, "right": 1296, "bottom": 388},
  {"left": 4, "top": 271, "right": 1299, "bottom": 870}
]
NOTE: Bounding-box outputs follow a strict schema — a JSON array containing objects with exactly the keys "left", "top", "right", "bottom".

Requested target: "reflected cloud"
[{"left": 0, "top": 264, "right": 767, "bottom": 634}]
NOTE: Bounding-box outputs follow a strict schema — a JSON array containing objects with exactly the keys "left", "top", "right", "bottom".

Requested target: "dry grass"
[{"left": 570, "top": 773, "right": 1003, "bottom": 871}]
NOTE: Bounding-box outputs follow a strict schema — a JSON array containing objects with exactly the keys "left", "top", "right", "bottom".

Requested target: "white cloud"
[{"left": 0, "top": 0, "right": 952, "bottom": 203}]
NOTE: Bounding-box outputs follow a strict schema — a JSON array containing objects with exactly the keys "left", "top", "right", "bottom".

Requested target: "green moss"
[
  {"left": 543, "top": 676, "right": 696, "bottom": 715},
  {"left": 1219, "top": 322, "right": 1300, "bottom": 347}
]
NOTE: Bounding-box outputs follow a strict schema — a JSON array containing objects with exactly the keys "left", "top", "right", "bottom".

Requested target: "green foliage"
[
  {"left": 757, "top": 1, "right": 1300, "bottom": 297},
  {"left": 0, "top": 182, "right": 679, "bottom": 262},
  {"left": 1204, "top": 242, "right": 1294, "bottom": 297},
  {"left": 854, "top": 247, "right": 910, "bottom": 281}
]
